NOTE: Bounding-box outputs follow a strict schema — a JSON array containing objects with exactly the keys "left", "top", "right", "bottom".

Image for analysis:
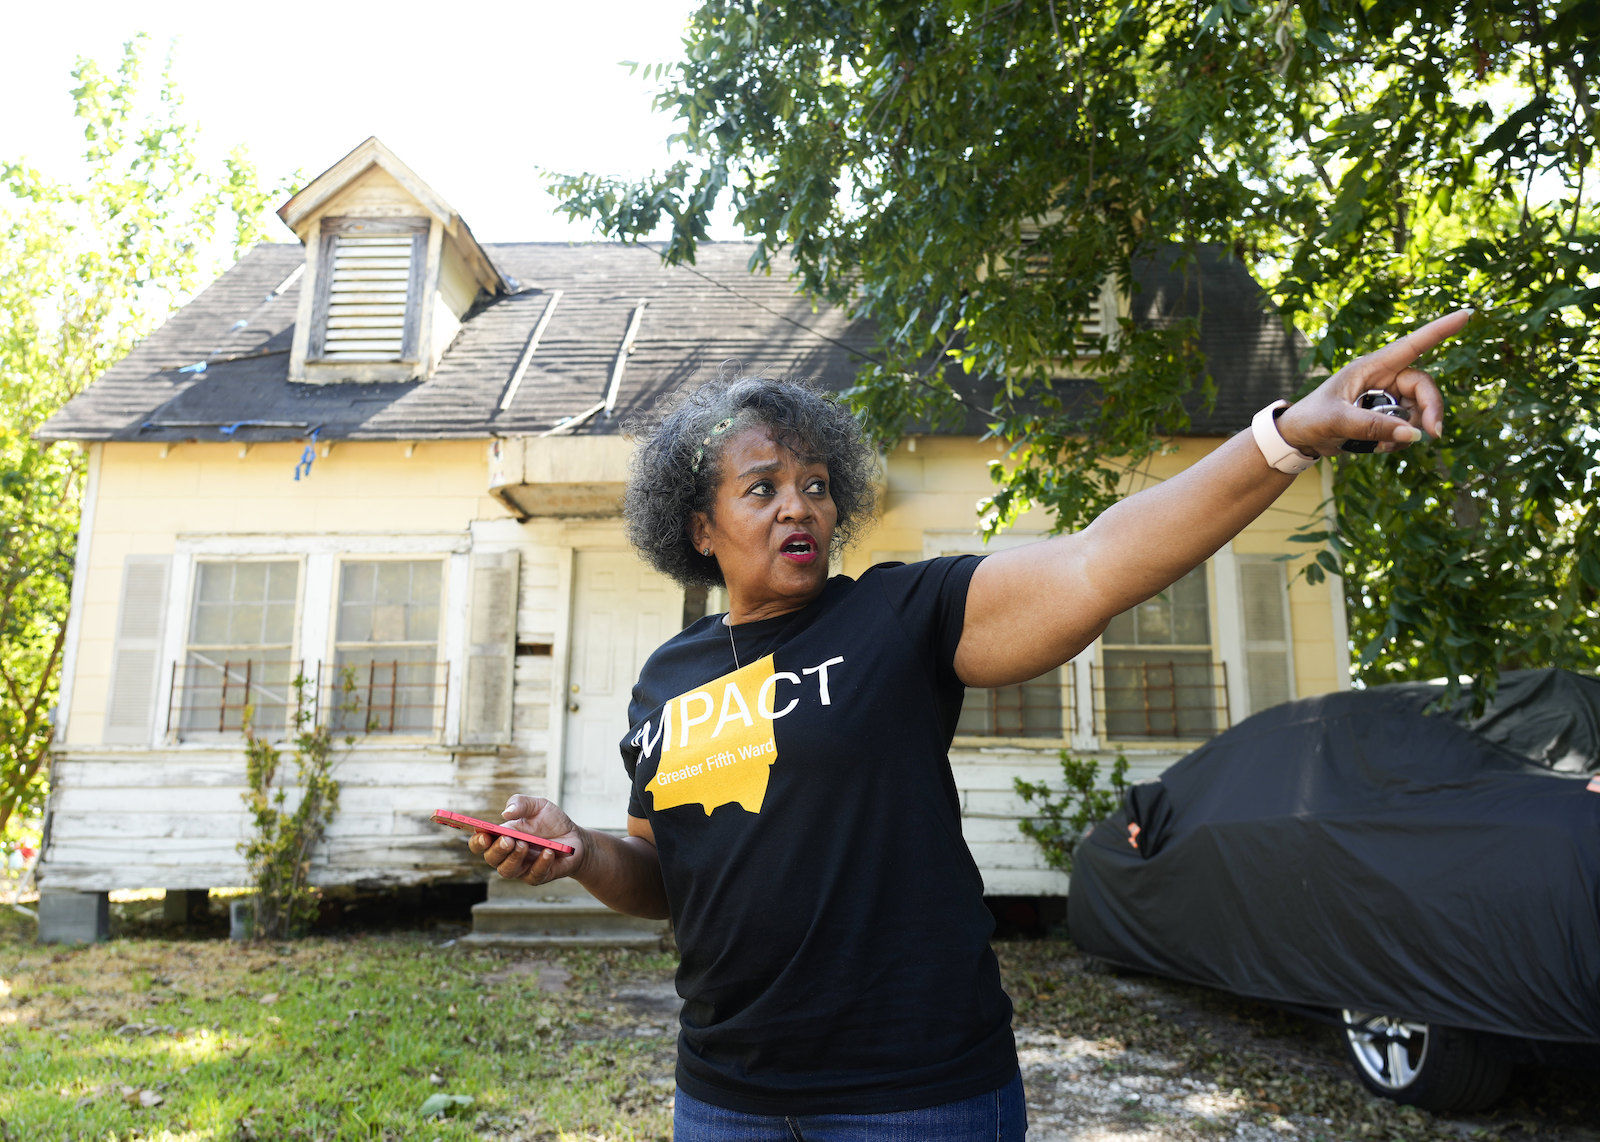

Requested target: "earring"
[{"left": 702, "top": 547, "right": 711, "bottom": 557}]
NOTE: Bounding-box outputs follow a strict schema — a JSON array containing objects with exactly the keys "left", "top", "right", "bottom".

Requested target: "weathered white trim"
[
  {"left": 536, "top": 400, "right": 605, "bottom": 437},
  {"left": 1321, "top": 460, "right": 1352, "bottom": 689},
  {"left": 175, "top": 532, "right": 470, "bottom": 556},
  {"left": 498, "top": 290, "right": 564, "bottom": 412},
  {"left": 1212, "top": 541, "right": 1248, "bottom": 728},
  {"left": 1069, "top": 649, "right": 1098, "bottom": 750},
  {"left": 546, "top": 544, "right": 575, "bottom": 806},
  {"left": 53, "top": 443, "right": 102, "bottom": 743},
  {"left": 301, "top": 551, "right": 335, "bottom": 697},
  {"left": 417, "top": 218, "right": 446, "bottom": 373},
  {"left": 604, "top": 301, "right": 648, "bottom": 415},
  {"left": 442, "top": 550, "right": 471, "bottom": 744},
  {"left": 278, "top": 138, "right": 457, "bottom": 238},
  {"left": 53, "top": 740, "right": 470, "bottom": 760},
  {"left": 920, "top": 528, "right": 1049, "bottom": 558}
]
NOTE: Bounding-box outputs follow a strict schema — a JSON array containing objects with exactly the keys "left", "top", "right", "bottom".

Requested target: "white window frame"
[
  {"left": 327, "top": 555, "right": 450, "bottom": 739},
  {"left": 158, "top": 534, "right": 471, "bottom": 747},
  {"left": 174, "top": 556, "right": 305, "bottom": 739},
  {"left": 1095, "top": 559, "right": 1225, "bottom": 746}
]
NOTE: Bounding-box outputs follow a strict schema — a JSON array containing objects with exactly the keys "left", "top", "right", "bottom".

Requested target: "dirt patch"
[{"left": 479, "top": 957, "right": 571, "bottom": 992}]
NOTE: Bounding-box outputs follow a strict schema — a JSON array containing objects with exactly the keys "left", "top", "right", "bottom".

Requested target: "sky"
[{"left": 1, "top": 0, "right": 734, "bottom": 245}]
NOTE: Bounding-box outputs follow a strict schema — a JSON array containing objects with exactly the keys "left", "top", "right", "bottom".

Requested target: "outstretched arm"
[{"left": 953, "top": 310, "right": 1470, "bottom": 688}]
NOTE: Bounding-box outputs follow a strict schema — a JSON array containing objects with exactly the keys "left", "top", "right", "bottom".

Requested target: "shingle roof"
[
  {"left": 38, "top": 240, "right": 1306, "bottom": 444},
  {"left": 1130, "top": 243, "right": 1314, "bottom": 428}
]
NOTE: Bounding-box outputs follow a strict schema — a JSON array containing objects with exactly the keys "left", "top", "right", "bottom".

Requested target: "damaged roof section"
[
  {"left": 38, "top": 241, "right": 878, "bottom": 445},
  {"left": 38, "top": 241, "right": 1305, "bottom": 447}
]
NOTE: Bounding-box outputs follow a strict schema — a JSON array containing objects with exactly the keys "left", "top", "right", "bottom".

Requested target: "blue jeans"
[{"left": 673, "top": 1070, "right": 1027, "bottom": 1141}]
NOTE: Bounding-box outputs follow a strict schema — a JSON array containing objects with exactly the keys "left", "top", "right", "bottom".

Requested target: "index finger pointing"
[{"left": 1366, "top": 309, "right": 1474, "bottom": 370}]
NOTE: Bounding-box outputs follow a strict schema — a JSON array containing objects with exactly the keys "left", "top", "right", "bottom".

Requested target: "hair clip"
[{"left": 690, "top": 417, "right": 736, "bottom": 475}]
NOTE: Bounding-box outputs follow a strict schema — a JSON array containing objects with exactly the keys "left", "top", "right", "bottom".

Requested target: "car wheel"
[{"left": 1339, "top": 1009, "right": 1512, "bottom": 1113}]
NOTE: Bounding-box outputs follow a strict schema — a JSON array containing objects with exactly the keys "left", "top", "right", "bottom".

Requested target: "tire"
[{"left": 1339, "top": 1009, "right": 1512, "bottom": 1113}]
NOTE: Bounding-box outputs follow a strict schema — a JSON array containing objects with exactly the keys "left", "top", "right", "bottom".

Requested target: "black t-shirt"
[{"left": 621, "top": 556, "right": 1016, "bottom": 1115}]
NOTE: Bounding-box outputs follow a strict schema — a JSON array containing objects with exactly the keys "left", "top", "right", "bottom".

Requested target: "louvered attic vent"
[
  {"left": 1004, "top": 235, "right": 1120, "bottom": 351},
  {"left": 308, "top": 217, "right": 427, "bottom": 363},
  {"left": 1014, "top": 234, "right": 1117, "bottom": 351}
]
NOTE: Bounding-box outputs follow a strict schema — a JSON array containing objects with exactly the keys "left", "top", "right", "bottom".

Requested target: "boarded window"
[
  {"left": 331, "top": 559, "right": 445, "bottom": 735},
  {"left": 1097, "top": 564, "right": 1229, "bottom": 740},
  {"left": 308, "top": 217, "right": 428, "bottom": 363},
  {"left": 176, "top": 560, "right": 300, "bottom": 737}
]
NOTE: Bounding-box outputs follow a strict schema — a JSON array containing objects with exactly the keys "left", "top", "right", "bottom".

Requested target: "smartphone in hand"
[{"left": 430, "top": 809, "right": 576, "bottom": 855}]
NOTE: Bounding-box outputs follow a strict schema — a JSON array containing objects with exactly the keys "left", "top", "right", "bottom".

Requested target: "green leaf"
[
  {"left": 1195, "top": 2, "right": 1228, "bottom": 38},
  {"left": 418, "top": 1093, "right": 474, "bottom": 1119},
  {"left": 539, "top": 0, "right": 1600, "bottom": 704}
]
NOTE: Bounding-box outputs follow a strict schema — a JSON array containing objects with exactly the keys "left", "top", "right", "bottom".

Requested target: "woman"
[{"left": 470, "top": 310, "right": 1470, "bottom": 1139}]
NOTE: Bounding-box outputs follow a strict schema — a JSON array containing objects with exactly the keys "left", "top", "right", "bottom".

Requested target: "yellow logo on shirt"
[{"left": 632, "top": 652, "right": 844, "bottom": 815}]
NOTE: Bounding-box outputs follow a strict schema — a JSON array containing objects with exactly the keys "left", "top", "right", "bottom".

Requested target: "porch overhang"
[{"left": 488, "top": 435, "right": 632, "bottom": 519}]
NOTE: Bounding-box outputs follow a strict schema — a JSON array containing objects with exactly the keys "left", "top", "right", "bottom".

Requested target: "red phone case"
[{"left": 431, "top": 809, "right": 576, "bottom": 855}]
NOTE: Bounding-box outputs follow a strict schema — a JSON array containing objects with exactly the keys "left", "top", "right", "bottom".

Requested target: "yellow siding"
[
  {"left": 72, "top": 433, "right": 1346, "bottom": 747},
  {"left": 67, "top": 440, "right": 504, "bottom": 745},
  {"left": 843, "top": 434, "right": 1343, "bottom": 699}
]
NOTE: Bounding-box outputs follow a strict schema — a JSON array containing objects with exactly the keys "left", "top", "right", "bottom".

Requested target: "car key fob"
[{"left": 1340, "top": 390, "right": 1412, "bottom": 453}]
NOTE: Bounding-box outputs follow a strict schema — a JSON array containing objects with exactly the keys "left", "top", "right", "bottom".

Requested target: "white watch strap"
[{"left": 1251, "top": 400, "right": 1318, "bottom": 474}]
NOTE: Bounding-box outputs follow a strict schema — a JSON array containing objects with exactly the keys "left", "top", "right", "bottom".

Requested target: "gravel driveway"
[
  {"left": 604, "top": 941, "right": 1598, "bottom": 1140},
  {"left": 997, "top": 945, "right": 1600, "bottom": 1142}
]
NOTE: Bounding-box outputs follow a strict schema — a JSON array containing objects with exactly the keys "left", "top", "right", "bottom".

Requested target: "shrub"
[{"left": 1014, "top": 752, "right": 1130, "bottom": 873}]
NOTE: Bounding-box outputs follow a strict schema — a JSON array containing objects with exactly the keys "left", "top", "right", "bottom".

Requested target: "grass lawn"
[
  {"left": 0, "top": 901, "right": 679, "bottom": 1142},
  {"left": 5, "top": 898, "right": 1595, "bottom": 1142}
]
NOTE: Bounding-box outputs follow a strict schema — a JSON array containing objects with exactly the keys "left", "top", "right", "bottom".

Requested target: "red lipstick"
[{"left": 779, "top": 531, "right": 819, "bottom": 563}]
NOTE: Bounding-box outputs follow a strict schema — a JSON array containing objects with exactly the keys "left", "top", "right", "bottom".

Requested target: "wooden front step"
[{"left": 461, "top": 876, "right": 669, "bottom": 949}]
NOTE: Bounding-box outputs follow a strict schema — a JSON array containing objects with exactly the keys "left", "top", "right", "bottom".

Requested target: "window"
[
  {"left": 1095, "top": 564, "right": 1229, "bottom": 739},
  {"left": 957, "top": 666, "right": 1074, "bottom": 740},
  {"left": 308, "top": 217, "right": 428, "bottom": 363},
  {"left": 175, "top": 561, "right": 300, "bottom": 736},
  {"left": 1238, "top": 557, "right": 1295, "bottom": 714},
  {"left": 331, "top": 560, "right": 445, "bottom": 734}
]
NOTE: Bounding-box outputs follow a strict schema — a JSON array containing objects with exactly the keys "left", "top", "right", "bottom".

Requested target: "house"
[{"left": 33, "top": 138, "right": 1345, "bottom": 942}]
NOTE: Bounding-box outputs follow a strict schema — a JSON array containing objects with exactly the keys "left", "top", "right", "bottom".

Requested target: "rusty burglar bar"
[
  {"left": 167, "top": 658, "right": 302, "bottom": 738},
  {"left": 959, "top": 668, "right": 1076, "bottom": 739},
  {"left": 1091, "top": 660, "right": 1231, "bottom": 740},
  {"left": 317, "top": 658, "right": 449, "bottom": 736}
]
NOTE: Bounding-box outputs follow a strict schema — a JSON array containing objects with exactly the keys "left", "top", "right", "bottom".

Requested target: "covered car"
[{"left": 1067, "top": 668, "right": 1600, "bottom": 1112}]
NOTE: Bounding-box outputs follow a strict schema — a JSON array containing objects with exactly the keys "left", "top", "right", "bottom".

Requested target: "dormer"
[{"left": 278, "top": 137, "right": 511, "bottom": 383}]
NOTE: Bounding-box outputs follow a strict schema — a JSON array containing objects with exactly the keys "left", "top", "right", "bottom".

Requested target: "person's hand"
[
  {"left": 1274, "top": 309, "right": 1472, "bottom": 457},
  {"left": 468, "top": 794, "right": 587, "bottom": 886}
]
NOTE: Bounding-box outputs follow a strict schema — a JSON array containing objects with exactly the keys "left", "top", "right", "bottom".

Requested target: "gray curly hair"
[{"left": 624, "top": 376, "right": 878, "bottom": 589}]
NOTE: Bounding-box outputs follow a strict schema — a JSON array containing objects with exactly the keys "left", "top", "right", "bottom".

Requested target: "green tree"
[
  {"left": 551, "top": 0, "right": 1600, "bottom": 703},
  {"left": 1, "top": 36, "right": 287, "bottom": 839}
]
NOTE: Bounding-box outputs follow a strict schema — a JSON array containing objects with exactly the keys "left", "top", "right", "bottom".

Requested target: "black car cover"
[{"left": 1068, "top": 669, "right": 1600, "bottom": 1044}]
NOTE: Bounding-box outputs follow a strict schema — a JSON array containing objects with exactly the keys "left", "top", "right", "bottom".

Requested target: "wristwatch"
[{"left": 1251, "top": 400, "right": 1319, "bottom": 474}]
